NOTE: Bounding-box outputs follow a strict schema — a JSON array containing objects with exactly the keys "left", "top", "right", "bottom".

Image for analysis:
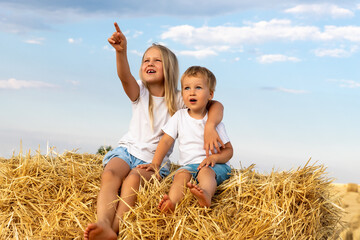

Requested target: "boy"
[{"left": 138, "top": 66, "right": 233, "bottom": 213}]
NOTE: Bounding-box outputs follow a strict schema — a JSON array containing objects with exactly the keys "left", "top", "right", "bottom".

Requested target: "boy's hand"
[
  {"left": 198, "top": 156, "right": 217, "bottom": 170},
  {"left": 137, "top": 163, "right": 161, "bottom": 180},
  {"left": 204, "top": 123, "right": 225, "bottom": 157},
  {"left": 108, "top": 22, "right": 127, "bottom": 52}
]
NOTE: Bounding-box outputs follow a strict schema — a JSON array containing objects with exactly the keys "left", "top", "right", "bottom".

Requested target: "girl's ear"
[{"left": 209, "top": 91, "right": 214, "bottom": 100}]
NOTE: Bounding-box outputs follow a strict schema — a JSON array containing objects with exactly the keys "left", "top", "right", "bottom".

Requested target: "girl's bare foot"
[
  {"left": 84, "top": 222, "right": 117, "bottom": 240},
  {"left": 186, "top": 182, "right": 211, "bottom": 207},
  {"left": 158, "top": 194, "right": 175, "bottom": 213}
]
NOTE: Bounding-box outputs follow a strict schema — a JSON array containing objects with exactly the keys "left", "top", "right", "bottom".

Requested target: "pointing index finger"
[{"left": 114, "top": 22, "right": 121, "bottom": 33}]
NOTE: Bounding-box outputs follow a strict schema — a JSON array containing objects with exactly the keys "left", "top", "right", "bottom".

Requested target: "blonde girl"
[{"left": 84, "top": 22, "right": 224, "bottom": 240}]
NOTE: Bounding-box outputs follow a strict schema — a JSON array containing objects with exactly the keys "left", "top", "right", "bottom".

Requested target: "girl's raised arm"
[{"left": 108, "top": 22, "right": 140, "bottom": 101}]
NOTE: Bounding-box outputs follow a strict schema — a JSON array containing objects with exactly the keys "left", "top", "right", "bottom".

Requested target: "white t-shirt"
[
  {"left": 162, "top": 108, "right": 230, "bottom": 166},
  {"left": 118, "top": 80, "right": 184, "bottom": 167}
]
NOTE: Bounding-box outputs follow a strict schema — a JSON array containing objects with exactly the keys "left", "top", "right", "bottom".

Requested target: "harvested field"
[{"left": 0, "top": 149, "right": 348, "bottom": 239}]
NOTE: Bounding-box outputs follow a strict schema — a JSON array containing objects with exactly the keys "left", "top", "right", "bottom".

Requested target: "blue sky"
[{"left": 0, "top": 0, "right": 359, "bottom": 183}]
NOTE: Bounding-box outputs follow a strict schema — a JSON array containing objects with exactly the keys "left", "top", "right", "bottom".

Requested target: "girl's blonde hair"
[{"left": 139, "top": 44, "right": 179, "bottom": 128}]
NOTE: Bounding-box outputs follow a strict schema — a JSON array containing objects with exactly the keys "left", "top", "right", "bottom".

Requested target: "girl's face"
[{"left": 141, "top": 47, "right": 164, "bottom": 85}]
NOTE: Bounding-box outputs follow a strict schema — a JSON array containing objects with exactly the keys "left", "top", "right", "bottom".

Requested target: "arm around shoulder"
[
  {"left": 204, "top": 100, "right": 225, "bottom": 155},
  {"left": 206, "top": 100, "right": 224, "bottom": 125}
]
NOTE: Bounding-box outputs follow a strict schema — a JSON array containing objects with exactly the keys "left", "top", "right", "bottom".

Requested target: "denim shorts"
[
  {"left": 103, "top": 146, "right": 170, "bottom": 178},
  {"left": 176, "top": 163, "right": 232, "bottom": 186}
]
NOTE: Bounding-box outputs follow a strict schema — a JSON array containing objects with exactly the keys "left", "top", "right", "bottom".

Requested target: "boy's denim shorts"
[
  {"left": 176, "top": 163, "right": 231, "bottom": 186},
  {"left": 103, "top": 146, "right": 170, "bottom": 178}
]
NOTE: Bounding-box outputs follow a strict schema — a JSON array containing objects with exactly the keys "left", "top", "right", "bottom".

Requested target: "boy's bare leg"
[
  {"left": 111, "top": 168, "right": 155, "bottom": 233},
  {"left": 84, "top": 157, "right": 130, "bottom": 240},
  {"left": 187, "top": 167, "right": 216, "bottom": 208},
  {"left": 158, "top": 170, "right": 191, "bottom": 213}
]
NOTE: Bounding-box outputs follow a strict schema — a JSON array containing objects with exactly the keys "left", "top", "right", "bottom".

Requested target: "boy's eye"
[
  {"left": 196, "top": 86, "right": 202, "bottom": 89},
  {"left": 184, "top": 87, "right": 190, "bottom": 90}
]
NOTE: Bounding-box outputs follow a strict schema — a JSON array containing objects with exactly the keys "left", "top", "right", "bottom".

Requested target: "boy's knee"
[
  {"left": 174, "top": 170, "right": 191, "bottom": 181},
  {"left": 198, "top": 167, "right": 215, "bottom": 176}
]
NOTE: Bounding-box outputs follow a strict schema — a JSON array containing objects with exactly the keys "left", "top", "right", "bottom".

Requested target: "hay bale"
[
  {"left": 0, "top": 150, "right": 103, "bottom": 239},
  {"left": 347, "top": 183, "right": 359, "bottom": 193},
  {"left": 119, "top": 162, "right": 345, "bottom": 239},
  {"left": 0, "top": 150, "right": 344, "bottom": 239}
]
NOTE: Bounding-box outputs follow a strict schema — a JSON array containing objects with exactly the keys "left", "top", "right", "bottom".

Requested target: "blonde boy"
[{"left": 138, "top": 66, "right": 233, "bottom": 213}]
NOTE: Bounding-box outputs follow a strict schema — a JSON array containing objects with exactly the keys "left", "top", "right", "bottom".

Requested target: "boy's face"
[{"left": 181, "top": 75, "right": 213, "bottom": 113}]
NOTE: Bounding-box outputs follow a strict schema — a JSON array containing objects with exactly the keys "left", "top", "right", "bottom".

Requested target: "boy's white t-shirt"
[
  {"left": 118, "top": 80, "right": 184, "bottom": 166},
  {"left": 162, "top": 108, "right": 230, "bottom": 166}
]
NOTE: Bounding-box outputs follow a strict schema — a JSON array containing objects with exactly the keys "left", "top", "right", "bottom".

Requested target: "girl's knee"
[
  {"left": 123, "top": 171, "right": 141, "bottom": 187},
  {"left": 101, "top": 169, "right": 121, "bottom": 183}
]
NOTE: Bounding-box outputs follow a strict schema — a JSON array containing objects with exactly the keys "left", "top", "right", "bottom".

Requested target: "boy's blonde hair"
[
  {"left": 180, "top": 66, "right": 216, "bottom": 93},
  {"left": 139, "top": 44, "right": 179, "bottom": 128}
]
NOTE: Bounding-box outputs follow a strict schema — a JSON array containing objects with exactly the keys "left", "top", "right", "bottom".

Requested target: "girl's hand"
[
  {"left": 204, "top": 123, "right": 225, "bottom": 157},
  {"left": 197, "top": 156, "right": 217, "bottom": 170},
  {"left": 137, "top": 163, "right": 161, "bottom": 180},
  {"left": 108, "top": 22, "right": 127, "bottom": 52}
]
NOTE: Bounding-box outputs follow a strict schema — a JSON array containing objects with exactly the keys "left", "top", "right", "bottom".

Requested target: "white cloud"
[
  {"left": 314, "top": 46, "right": 358, "bottom": 58},
  {"left": 284, "top": 4, "right": 354, "bottom": 18},
  {"left": 328, "top": 79, "right": 360, "bottom": 88},
  {"left": 24, "top": 37, "right": 45, "bottom": 44},
  {"left": 177, "top": 45, "right": 231, "bottom": 59},
  {"left": 261, "top": 87, "right": 308, "bottom": 94},
  {"left": 68, "top": 38, "right": 82, "bottom": 44},
  {"left": 66, "top": 80, "right": 80, "bottom": 86},
  {"left": 161, "top": 20, "right": 360, "bottom": 48},
  {"left": 130, "top": 49, "right": 143, "bottom": 57},
  {"left": 132, "top": 31, "right": 143, "bottom": 38},
  {"left": 322, "top": 25, "right": 360, "bottom": 42},
  {"left": 257, "top": 54, "right": 300, "bottom": 63},
  {"left": 103, "top": 45, "right": 115, "bottom": 52},
  {"left": 0, "top": 78, "right": 58, "bottom": 90},
  {"left": 178, "top": 49, "right": 217, "bottom": 59}
]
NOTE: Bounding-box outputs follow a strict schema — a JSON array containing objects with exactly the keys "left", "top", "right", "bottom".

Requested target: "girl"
[{"left": 84, "top": 22, "right": 224, "bottom": 240}]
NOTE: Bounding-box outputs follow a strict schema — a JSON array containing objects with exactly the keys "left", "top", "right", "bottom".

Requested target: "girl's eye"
[
  {"left": 196, "top": 86, "right": 202, "bottom": 89},
  {"left": 156, "top": 59, "right": 162, "bottom": 62},
  {"left": 184, "top": 87, "right": 190, "bottom": 90}
]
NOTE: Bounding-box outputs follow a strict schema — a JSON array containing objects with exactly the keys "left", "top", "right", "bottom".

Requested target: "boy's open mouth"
[{"left": 190, "top": 98, "right": 197, "bottom": 103}]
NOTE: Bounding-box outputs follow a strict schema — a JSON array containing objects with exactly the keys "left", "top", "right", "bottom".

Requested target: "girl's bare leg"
[
  {"left": 158, "top": 170, "right": 192, "bottom": 213},
  {"left": 187, "top": 167, "right": 216, "bottom": 207},
  {"left": 111, "top": 168, "right": 155, "bottom": 233},
  {"left": 84, "top": 157, "right": 130, "bottom": 240}
]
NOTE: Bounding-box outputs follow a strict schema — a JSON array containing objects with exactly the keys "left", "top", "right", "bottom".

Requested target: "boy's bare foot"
[
  {"left": 186, "top": 182, "right": 211, "bottom": 207},
  {"left": 158, "top": 194, "right": 175, "bottom": 213},
  {"left": 84, "top": 222, "right": 117, "bottom": 240}
]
